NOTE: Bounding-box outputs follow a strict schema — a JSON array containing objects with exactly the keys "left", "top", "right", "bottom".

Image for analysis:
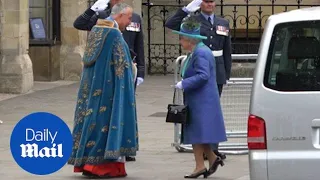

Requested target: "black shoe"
[
  {"left": 184, "top": 168, "right": 208, "bottom": 179},
  {"left": 213, "top": 150, "right": 226, "bottom": 160},
  {"left": 207, "top": 157, "right": 224, "bottom": 177},
  {"left": 82, "top": 171, "right": 109, "bottom": 179},
  {"left": 82, "top": 171, "right": 95, "bottom": 177},
  {"left": 218, "top": 153, "right": 226, "bottom": 160},
  {"left": 84, "top": 173, "right": 127, "bottom": 179},
  {"left": 125, "top": 156, "right": 136, "bottom": 161},
  {"left": 204, "top": 153, "right": 226, "bottom": 161}
]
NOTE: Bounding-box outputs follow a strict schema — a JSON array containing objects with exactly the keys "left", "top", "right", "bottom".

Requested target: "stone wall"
[
  {"left": 0, "top": 0, "right": 33, "bottom": 93},
  {"left": 60, "top": 0, "right": 88, "bottom": 81}
]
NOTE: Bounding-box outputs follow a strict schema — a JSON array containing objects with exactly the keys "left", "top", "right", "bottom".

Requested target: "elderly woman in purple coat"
[{"left": 173, "top": 16, "right": 227, "bottom": 179}]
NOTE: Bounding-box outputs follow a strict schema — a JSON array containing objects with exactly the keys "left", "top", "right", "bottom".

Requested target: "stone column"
[
  {"left": 124, "top": 0, "right": 142, "bottom": 16},
  {"left": 0, "top": 0, "right": 34, "bottom": 93},
  {"left": 60, "top": 0, "right": 88, "bottom": 80}
]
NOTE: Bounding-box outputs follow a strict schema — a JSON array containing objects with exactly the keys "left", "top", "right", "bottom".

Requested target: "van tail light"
[{"left": 247, "top": 115, "right": 267, "bottom": 150}]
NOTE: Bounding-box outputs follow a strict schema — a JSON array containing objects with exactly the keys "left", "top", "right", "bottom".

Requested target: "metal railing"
[
  {"left": 172, "top": 54, "right": 255, "bottom": 155},
  {"left": 142, "top": 0, "right": 316, "bottom": 74}
]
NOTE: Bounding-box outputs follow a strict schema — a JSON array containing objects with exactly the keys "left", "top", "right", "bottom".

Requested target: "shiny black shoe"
[
  {"left": 207, "top": 157, "right": 224, "bottom": 177},
  {"left": 214, "top": 150, "right": 227, "bottom": 160},
  {"left": 203, "top": 153, "right": 226, "bottom": 161},
  {"left": 219, "top": 153, "right": 226, "bottom": 160},
  {"left": 125, "top": 156, "right": 136, "bottom": 162},
  {"left": 184, "top": 168, "right": 208, "bottom": 179}
]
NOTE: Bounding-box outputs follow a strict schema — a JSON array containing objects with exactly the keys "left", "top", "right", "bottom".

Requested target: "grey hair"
[
  {"left": 183, "top": 36, "right": 202, "bottom": 45},
  {"left": 110, "top": 2, "right": 132, "bottom": 15}
]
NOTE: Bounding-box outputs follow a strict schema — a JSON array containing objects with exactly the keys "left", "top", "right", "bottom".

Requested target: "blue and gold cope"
[{"left": 68, "top": 19, "right": 138, "bottom": 167}]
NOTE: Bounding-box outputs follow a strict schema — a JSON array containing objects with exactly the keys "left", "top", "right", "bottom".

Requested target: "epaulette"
[{"left": 96, "top": 19, "right": 114, "bottom": 27}]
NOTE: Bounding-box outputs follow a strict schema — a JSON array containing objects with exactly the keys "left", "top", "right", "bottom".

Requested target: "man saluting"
[{"left": 74, "top": 0, "right": 145, "bottom": 89}]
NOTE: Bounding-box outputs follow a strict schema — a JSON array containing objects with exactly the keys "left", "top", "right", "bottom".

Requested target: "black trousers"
[
  {"left": 217, "top": 84, "right": 223, "bottom": 97},
  {"left": 211, "top": 84, "right": 224, "bottom": 152}
]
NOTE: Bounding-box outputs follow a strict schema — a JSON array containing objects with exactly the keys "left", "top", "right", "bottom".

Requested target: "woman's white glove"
[
  {"left": 185, "top": 0, "right": 202, "bottom": 12},
  {"left": 175, "top": 81, "right": 183, "bottom": 89},
  {"left": 90, "top": 0, "right": 110, "bottom": 12}
]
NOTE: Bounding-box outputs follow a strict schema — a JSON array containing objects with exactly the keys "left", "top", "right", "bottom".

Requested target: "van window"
[{"left": 264, "top": 20, "right": 320, "bottom": 91}]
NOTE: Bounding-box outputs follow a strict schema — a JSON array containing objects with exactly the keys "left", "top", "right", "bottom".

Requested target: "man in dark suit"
[
  {"left": 74, "top": 0, "right": 145, "bottom": 161},
  {"left": 165, "top": 0, "right": 232, "bottom": 161}
]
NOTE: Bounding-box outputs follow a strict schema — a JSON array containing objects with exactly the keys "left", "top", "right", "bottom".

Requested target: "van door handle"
[
  {"left": 312, "top": 119, "right": 320, "bottom": 128},
  {"left": 312, "top": 119, "right": 320, "bottom": 149}
]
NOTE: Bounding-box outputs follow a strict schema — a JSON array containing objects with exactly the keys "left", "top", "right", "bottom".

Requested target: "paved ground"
[{"left": 0, "top": 75, "right": 249, "bottom": 180}]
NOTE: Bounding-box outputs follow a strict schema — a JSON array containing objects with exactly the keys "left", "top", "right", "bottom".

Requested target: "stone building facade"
[{"left": 0, "top": 0, "right": 318, "bottom": 93}]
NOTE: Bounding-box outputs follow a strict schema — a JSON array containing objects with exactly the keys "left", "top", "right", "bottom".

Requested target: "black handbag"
[{"left": 165, "top": 88, "right": 189, "bottom": 124}]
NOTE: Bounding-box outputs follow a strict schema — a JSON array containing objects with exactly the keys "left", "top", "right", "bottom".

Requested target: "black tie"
[{"left": 208, "top": 17, "right": 212, "bottom": 25}]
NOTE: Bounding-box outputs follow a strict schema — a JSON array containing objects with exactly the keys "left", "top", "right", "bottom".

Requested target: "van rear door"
[{"left": 253, "top": 20, "right": 320, "bottom": 180}]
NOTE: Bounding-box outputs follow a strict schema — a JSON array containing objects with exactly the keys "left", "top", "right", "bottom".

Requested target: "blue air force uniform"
[
  {"left": 165, "top": 8, "right": 232, "bottom": 95},
  {"left": 73, "top": 5, "right": 145, "bottom": 79}
]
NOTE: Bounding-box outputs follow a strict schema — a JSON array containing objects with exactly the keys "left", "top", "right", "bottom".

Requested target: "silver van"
[{"left": 248, "top": 7, "right": 320, "bottom": 180}]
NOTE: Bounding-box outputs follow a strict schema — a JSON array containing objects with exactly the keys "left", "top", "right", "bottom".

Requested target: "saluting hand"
[
  {"left": 185, "top": 0, "right": 202, "bottom": 12},
  {"left": 90, "top": 0, "right": 110, "bottom": 12}
]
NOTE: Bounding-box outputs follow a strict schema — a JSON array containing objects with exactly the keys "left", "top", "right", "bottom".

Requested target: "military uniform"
[
  {"left": 74, "top": 5, "right": 145, "bottom": 80},
  {"left": 165, "top": 8, "right": 232, "bottom": 95}
]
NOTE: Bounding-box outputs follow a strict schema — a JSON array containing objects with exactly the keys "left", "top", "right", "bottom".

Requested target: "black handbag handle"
[{"left": 173, "top": 88, "right": 177, "bottom": 104}]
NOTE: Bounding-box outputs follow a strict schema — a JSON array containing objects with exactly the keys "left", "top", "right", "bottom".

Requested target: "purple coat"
[{"left": 181, "top": 43, "right": 227, "bottom": 144}]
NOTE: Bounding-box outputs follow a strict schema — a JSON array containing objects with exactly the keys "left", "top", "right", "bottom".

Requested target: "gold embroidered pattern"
[
  {"left": 93, "top": 89, "right": 102, "bottom": 96},
  {"left": 77, "top": 99, "right": 83, "bottom": 104},
  {"left": 82, "top": 26, "right": 112, "bottom": 67},
  {"left": 127, "top": 139, "right": 132, "bottom": 143},
  {"left": 68, "top": 146, "right": 138, "bottom": 166},
  {"left": 111, "top": 37, "right": 130, "bottom": 78},
  {"left": 104, "top": 147, "right": 137, "bottom": 158},
  {"left": 86, "top": 141, "right": 96, "bottom": 148},
  {"left": 101, "top": 126, "right": 109, "bottom": 132},
  {"left": 86, "top": 109, "right": 93, "bottom": 116},
  {"left": 89, "top": 123, "right": 96, "bottom": 131},
  {"left": 111, "top": 126, "right": 117, "bottom": 130},
  {"left": 74, "top": 81, "right": 90, "bottom": 125},
  {"left": 83, "top": 28, "right": 104, "bottom": 66},
  {"left": 96, "top": 19, "right": 114, "bottom": 27},
  {"left": 99, "top": 106, "right": 107, "bottom": 113},
  {"left": 73, "top": 141, "right": 80, "bottom": 150}
]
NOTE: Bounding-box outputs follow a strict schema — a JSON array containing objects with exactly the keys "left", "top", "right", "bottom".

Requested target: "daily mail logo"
[
  {"left": 20, "top": 128, "right": 63, "bottom": 158},
  {"left": 10, "top": 112, "right": 72, "bottom": 175}
]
